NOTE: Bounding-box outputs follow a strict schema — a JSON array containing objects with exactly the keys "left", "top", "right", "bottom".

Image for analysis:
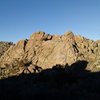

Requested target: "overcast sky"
[{"left": 0, "top": 0, "right": 100, "bottom": 42}]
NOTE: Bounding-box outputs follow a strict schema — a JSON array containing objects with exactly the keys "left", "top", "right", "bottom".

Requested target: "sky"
[{"left": 0, "top": 0, "right": 100, "bottom": 43}]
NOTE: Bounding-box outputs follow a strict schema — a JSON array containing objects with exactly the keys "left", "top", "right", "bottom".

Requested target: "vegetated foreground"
[{"left": 0, "top": 31, "right": 100, "bottom": 100}]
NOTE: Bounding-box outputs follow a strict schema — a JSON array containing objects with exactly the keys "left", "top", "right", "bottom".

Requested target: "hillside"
[
  {"left": 0, "top": 31, "right": 100, "bottom": 99},
  {"left": 0, "top": 31, "right": 100, "bottom": 77}
]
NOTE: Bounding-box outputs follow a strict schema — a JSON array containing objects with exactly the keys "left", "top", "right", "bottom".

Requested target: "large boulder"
[{"left": 0, "top": 40, "right": 26, "bottom": 68}]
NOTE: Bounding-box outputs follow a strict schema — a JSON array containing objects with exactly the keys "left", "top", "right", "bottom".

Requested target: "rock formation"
[
  {"left": 0, "top": 31, "right": 100, "bottom": 77},
  {"left": 0, "top": 42, "right": 13, "bottom": 58}
]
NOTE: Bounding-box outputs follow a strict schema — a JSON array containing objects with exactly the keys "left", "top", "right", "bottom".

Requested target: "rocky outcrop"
[
  {"left": 0, "top": 42, "right": 13, "bottom": 58},
  {"left": 75, "top": 36, "right": 100, "bottom": 71},
  {"left": 0, "top": 32, "right": 79, "bottom": 68},
  {"left": 0, "top": 31, "right": 100, "bottom": 77}
]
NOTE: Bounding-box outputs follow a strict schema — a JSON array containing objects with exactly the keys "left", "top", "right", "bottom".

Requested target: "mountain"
[{"left": 0, "top": 31, "right": 100, "bottom": 78}]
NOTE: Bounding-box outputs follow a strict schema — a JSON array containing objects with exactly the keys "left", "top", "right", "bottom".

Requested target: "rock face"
[
  {"left": 0, "top": 42, "right": 13, "bottom": 58},
  {"left": 74, "top": 35, "right": 100, "bottom": 71},
  {"left": 0, "top": 31, "right": 100, "bottom": 77},
  {"left": 0, "top": 32, "right": 79, "bottom": 68}
]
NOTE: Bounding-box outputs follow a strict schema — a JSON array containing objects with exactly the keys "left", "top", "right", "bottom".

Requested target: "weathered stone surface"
[
  {"left": 0, "top": 40, "right": 27, "bottom": 68},
  {"left": 30, "top": 31, "right": 52, "bottom": 41},
  {"left": 0, "top": 42, "right": 13, "bottom": 58}
]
